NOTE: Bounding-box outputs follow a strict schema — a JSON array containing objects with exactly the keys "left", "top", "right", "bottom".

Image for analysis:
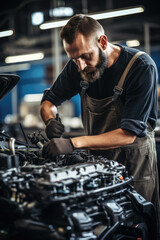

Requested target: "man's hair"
[{"left": 60, "top": 14, "right": 104, "bottom": 44}]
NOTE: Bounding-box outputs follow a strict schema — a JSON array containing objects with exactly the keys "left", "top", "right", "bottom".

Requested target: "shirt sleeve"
[
  {"left": 120, "top": 56, "right": 158, "bottom": 137},
  {"left": 41, "top": 60, "right": 81, "bottom": 106}
]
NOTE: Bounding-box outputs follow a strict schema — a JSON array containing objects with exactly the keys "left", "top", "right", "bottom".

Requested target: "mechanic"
[{"left": 40, "top": 14, "right": 160, "bottom": 231}]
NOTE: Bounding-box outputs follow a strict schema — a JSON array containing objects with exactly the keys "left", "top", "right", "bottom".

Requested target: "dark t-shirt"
[{"left": 41, "top": 45, "right": 158, "bottom": 137}]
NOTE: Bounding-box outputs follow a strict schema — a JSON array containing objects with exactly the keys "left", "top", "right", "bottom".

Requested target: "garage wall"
[
  {"left": 0, "top": 61, "right": 81, "bottom": 122},
  {"left": 0, "top": 50, "right": 159, "bottom": 122}
]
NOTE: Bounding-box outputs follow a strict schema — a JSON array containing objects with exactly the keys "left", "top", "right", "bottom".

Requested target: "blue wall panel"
[
  {"left": 0, "top": 64, "right": 49, "bottom": 122},
  {"left": 151, "top": 51, "right": 160, "bottom": 84},
  {"left": 0, "top": 92, "right": 12, "bottom": 121}
]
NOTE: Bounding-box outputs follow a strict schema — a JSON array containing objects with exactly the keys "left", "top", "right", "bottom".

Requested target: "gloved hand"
[
  {"left": 45, "top": 117, "right": 64, "bottom": 139},
  {"left": 42, "top": 138, "right": 74, "bottom": 159}
]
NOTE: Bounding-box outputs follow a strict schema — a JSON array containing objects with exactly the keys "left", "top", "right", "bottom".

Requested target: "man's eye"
[
  {"left": 72, "top": 54, "right": 91, "bottom": 63},
  {"left": 82, "top": 54, "right": 91, "bottom": 60}
]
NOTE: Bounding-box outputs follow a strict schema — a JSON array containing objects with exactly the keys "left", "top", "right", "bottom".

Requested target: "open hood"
[{"left": 0, "top": 74, "right": 20, "bottom": 100}]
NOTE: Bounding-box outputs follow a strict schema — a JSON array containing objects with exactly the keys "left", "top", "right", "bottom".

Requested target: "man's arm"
[
  {"left": 42, "top": 128, "right": 136, "bottom": 159},
  {"left": 71, "top": 128, "right": 136, "bottom": 150},
  {"left": 40, "top": 100, "right": 57, "bottom": 124}
]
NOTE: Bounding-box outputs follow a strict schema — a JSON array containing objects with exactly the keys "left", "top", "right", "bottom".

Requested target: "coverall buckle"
[{"left": 113, "top": 86, "right": 123, "bottom": 101}]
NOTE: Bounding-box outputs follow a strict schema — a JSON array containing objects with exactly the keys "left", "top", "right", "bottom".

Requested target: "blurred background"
[{"left": 0, "top": 0, "right": 160, "bottom": 144}]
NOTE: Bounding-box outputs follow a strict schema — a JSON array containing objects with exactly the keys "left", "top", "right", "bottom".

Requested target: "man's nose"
[{"left": 77, "top": 58, "right": 87, "bottom": 71}]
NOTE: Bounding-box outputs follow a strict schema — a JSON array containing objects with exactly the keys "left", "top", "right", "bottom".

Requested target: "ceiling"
[{"left": 0, "top": 0, "right": 160, "bottom": 65}]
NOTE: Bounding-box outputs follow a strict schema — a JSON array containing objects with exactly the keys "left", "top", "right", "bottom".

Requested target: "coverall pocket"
[
  {"left": 123, "top": 143, "right": 155, "bottom": 202},
  {"left": 124, "top": 143, "right": 153, "bottom": 180}
]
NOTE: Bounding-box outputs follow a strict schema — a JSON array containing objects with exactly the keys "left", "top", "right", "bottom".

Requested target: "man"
[{"left": 40, "top": 14, "right": 159, "bottom": 228}]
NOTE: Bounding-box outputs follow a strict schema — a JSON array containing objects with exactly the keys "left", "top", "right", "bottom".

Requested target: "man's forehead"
[
  {"left": 63, "top": 34, "right": 94, "bottom": 58},
  {"left": 63, "top": 33, "right": 89, "bottom": 48}
]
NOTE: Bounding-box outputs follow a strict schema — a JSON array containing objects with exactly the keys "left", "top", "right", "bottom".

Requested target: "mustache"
[{"left": 78, "top": 66, "right": 97, "bottom": 74}]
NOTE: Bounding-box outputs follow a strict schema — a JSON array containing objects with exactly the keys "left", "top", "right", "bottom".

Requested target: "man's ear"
[{"left": 98, "top": 35, "right": 107, "bottom": 50}]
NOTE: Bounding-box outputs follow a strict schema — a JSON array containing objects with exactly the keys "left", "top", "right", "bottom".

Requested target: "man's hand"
[
  {"left": 45, "top": 118, "right": 64, "bottom": 139},
  {"left": 42, "top": 138, "right": 74, "bottom": 159}
]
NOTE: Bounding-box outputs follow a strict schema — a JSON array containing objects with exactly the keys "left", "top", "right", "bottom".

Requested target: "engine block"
[{"left": 0, "top": 131, "right": 157, "bottom": 240}]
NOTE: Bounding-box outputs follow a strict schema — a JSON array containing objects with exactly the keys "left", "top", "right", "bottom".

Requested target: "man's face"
[
  {"left": 80, "top": 47, "right": 108, "bottom": 82},
  {"left": 63, "top": 33, "right": 108, "bottom": 83}
]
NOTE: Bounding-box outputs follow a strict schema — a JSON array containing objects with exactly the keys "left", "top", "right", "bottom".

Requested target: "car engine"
[{"left": 0, "top": 129, "right": 157, "bottom": 240}]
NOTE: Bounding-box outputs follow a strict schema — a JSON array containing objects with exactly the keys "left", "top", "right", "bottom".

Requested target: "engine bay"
[{"left": 0, "top": 129, "right": 157, "bottom": 240}]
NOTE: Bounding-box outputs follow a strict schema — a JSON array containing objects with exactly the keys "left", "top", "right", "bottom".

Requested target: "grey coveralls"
[{"left": 80, "top": 52, "right": 160, "bottom": 236}]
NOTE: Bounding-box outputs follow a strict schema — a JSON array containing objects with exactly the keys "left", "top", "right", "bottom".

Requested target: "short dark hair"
[{"left": 60, "top": 14, "right": 104, "bottom": 44}]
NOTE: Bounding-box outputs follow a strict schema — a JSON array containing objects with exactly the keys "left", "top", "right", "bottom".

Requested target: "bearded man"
[{"left": 40, "top": 14, "right": 160, "bottom": 234}]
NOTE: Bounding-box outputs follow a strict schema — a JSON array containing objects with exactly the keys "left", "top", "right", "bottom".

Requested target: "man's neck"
[{"left": 106, "top": 43, "right": 122, "bottom": 68}]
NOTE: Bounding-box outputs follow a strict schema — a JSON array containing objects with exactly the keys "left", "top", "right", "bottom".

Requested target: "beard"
[{"left": 79, "top": 48, "right": 108, "bottom": 83}]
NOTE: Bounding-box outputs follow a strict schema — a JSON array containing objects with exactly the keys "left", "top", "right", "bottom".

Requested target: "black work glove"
[
  {"left": 45, "top": 118, "right": 64, "bottom": 139},
  {"left": 42, "top": 138, "right": 74, "bottom": 159}
]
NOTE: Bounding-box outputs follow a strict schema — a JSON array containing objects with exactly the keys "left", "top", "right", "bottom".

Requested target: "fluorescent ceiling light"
[
  {"left": 40, "top": 19, "right": 68, "bottom": 29},
  {"left": 5, "top": 52, "right": 44, "bottom": 64},
  {"left": 0, "top": 63, "right": 31, "bottom": 72},
  {"left": 0, "top": 30, "right": 13, "bottom": 38},
  {"left": 40, "top": 6, "right": 144, "bottom": 30},
  {"left": 91, "top": 7, "right": 144, "bottom": 20},
  {"left": 31, "top": 12, "right": 44, "bottom": 25},
  {"left": 126, "top": 39, "right": 140, "bottom": 47},
  {"left": 50, "top": 7, "right": 74, "bottom": 17}
]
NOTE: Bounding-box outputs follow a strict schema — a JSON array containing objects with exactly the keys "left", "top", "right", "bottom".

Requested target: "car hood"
[{"left": 0, "top": 74, "right": 20, "bottom": 100}]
